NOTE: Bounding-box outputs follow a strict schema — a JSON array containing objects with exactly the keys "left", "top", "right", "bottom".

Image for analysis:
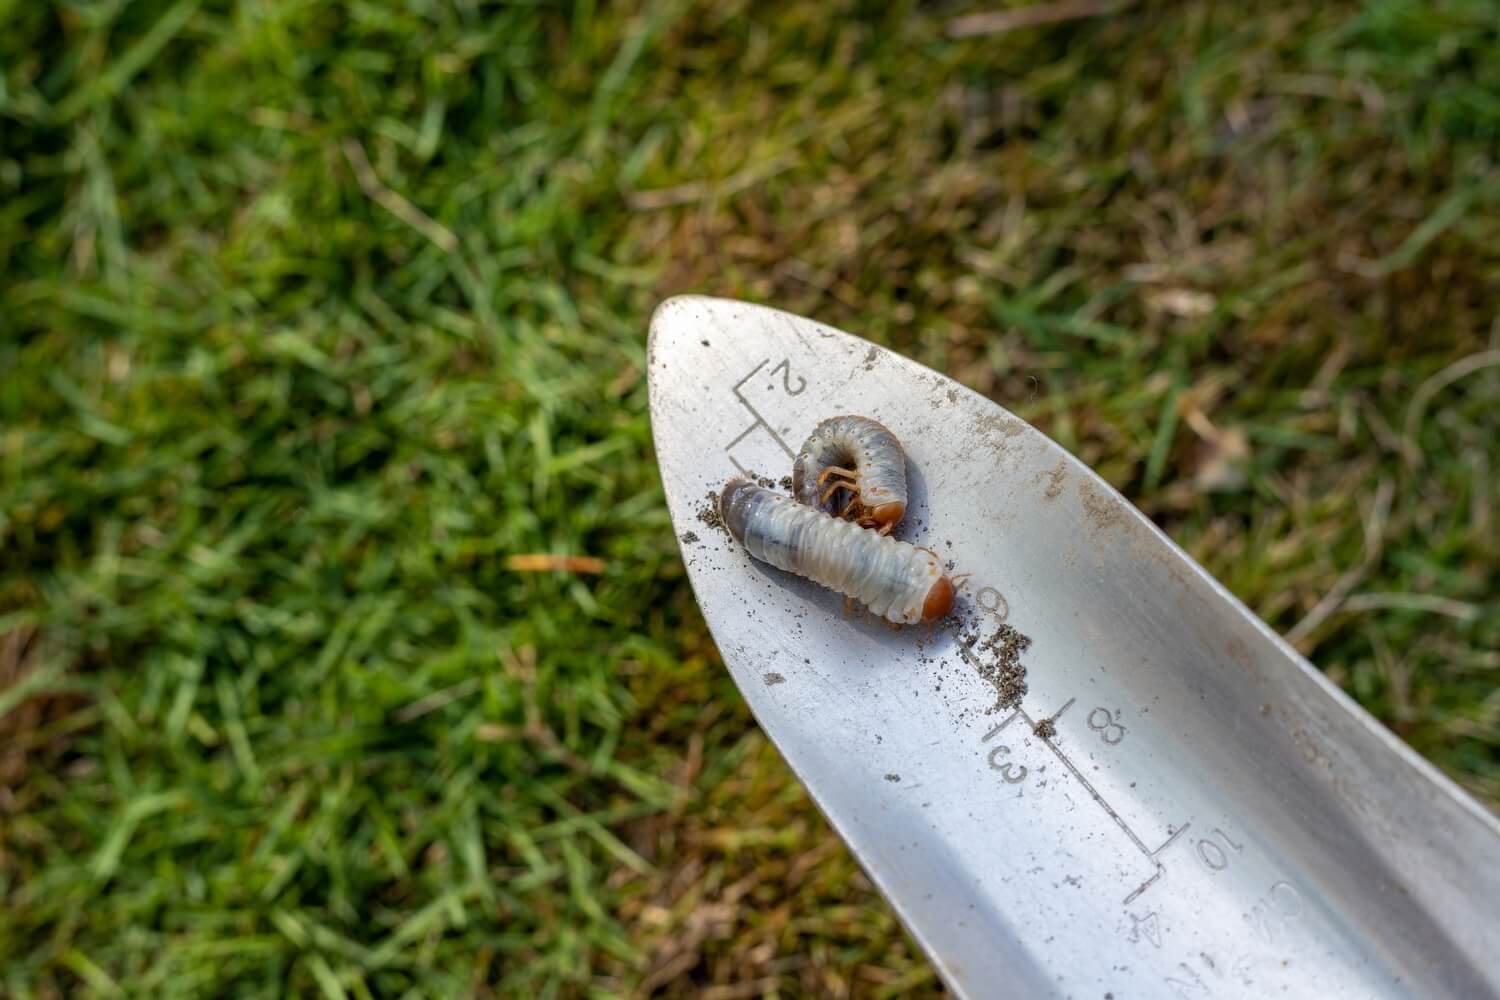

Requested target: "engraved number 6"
[
  {"left": 976, "top": 586, "right": 1009, "bottom": 622},
  {"left": 987, "top": 744, "right": 1028, "bottom": 784}
]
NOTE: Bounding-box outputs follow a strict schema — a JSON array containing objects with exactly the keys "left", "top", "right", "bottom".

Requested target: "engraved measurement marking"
[
  {"left": 1196, "top": 827, "right": 1244, "bottom": 873},
  {"left": 1162, "top": 947, "right": 1263, "bottom": 998},
  {"left": 768, "top": 358, "right": 806, "bottom": 396},
  {"left": 1127, "top": 910, "right": 1163, "bottom": 949},
  {"left": 1044, "top": 697, "right": 1076, "bottom": 731},
  {"left": 974, "top": 585, "right": 1009, "bottom": 622},
  {"left": 725, "top": 358, "right": 800, "bottom": 475},
  {"left": 1164, "top": 961, "right": 1212, "bottom": 999},
  {"left": 966, "top": 664, "right": 1192, "bottom": 906},
  {"left": 1121, "top": 824, "right": 1192, "bottom": 907},
  {"left": 986, "top": 742, "right": 1027, "bottom": 784},
  {"left": 1245, "top": 880, "right": 1303, "bottom": 944},
  {"left": 1087, "top": 706, "right": 1127, "bottom": 745},
  {"left": 980, "top": 696, "right": 1075, "bottom": 745},
  {"left": 982, "top": 698, "right": 1074, "bottom": 785}
]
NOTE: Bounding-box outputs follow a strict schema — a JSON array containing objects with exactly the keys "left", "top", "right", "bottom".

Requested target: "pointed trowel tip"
[
  {"left": 648, "top": 294, "right": 731, "bottom": 369},
  {"left": 647, "top": 296, "right": 804, "bottom": 383}
]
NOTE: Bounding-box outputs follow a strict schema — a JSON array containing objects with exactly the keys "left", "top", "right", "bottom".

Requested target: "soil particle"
[
  {"left": 962, "top": 622, "right": 1031, "bottom": 712},
  {"left": 1079, "top": 480, "right": 1123, "bottom": 530},
  {"left": 1042, "top": 460, "right": 1067, "bottom": 500},
  {"left": 696, "top": 490, "right": 727, "bottom": 534},
  {"left": 970, "top": 412, "right": 1028, "bottom": 468},
  {"left": 1033, "top": 718, "right": 1056, "bottom": 739},
  {"left": 763, "top": 672, "right": 786, "bottom": 686},
  {"left": 884, "top": 773, "right": 901, "bottom": 782},
  {"left": 738, "top": 469, "right": 778, "bottom": 489},
  {"left": 679, "top": 531, "right": 700, "bottom": 545},
  {"left": 974, "top": 412, "right": 1026, "bottom": 441},
  {"left": 779, "top": 475, "right": 794, "bottom": 491}
]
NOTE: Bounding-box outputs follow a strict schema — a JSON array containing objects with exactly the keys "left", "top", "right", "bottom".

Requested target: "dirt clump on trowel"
[
  {"left": 696, "top": 490, "right": 728, "bottom": 534},
  {"left": 961, "top": 623, "right": 1031, "bottom": 713}
]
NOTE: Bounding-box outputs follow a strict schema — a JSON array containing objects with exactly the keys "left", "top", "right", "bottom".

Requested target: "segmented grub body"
[
  {"left": 720, "top": 479, "right": 953, "bottom": 624},
  {"left": 792, "top": 415, "right": 908, "bottom": 531}
]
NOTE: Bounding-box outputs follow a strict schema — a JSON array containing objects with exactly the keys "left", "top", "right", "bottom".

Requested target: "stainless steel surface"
[{"left": 647, "top": 295, "right": 1500, "bottom": 999}]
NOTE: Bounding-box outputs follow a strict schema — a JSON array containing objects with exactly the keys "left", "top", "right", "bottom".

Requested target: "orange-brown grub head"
[
  {"left": 867, "top": 501, "right": 905, "bottom": 529},
  {"left": 921, "top": 576, "right": 955, "bottom": 622}
]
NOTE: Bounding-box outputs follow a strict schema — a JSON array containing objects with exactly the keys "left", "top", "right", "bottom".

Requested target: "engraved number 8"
[{"left": 1087, "top": 707, "right": 1126, "bottom": 745}]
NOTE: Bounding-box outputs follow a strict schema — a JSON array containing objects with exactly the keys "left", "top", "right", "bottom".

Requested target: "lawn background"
[{"left": 2, "top": 0, "right": 1498, "bottom": 996}]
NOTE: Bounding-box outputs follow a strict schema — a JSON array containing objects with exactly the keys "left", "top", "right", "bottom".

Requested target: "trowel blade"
[{"left": 647, "top": 295, "right": 1500, "bottom": 999}]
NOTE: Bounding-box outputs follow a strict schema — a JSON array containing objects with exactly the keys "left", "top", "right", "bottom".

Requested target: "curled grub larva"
[
  {"left": 792, "top": 415, "right": 909, "bottom": 532},
  {"left": 720, "top": 478, "right": 954, "bottom": 624}
]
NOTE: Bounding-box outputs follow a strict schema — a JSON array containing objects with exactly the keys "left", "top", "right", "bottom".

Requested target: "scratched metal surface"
[{"left": 647, "top": 296, "right": 1500, "bottom": 1000}]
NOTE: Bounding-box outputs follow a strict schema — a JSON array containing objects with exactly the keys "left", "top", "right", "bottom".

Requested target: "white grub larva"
[
  {"left": 720, "top": 478, "right": 954, "bottom": 624},
  {"left": 792, "top": 415, "right": 908, "bottom": 532}
]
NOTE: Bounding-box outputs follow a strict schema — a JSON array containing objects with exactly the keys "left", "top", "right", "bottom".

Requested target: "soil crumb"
[
  {"left": 884, "top": 773, "right": 901, "bottom": 782},
  {"left": 1079, "top": 480, "right": 1123, "bottom": 530},
  {"left": 779, "top": 475, "right": 794, "bottom": 491},
  {"left": 1042, "top": 461, "right": 1066, "bottom": 500},
  {"left": 763, "top": 672, "right": 786, "bottom": 686},
  {"left": 679, "top": 531, "right": 699, "bottom": 545},
  {"left": 963, "top": 623, "right": 1031, "bottom": 712},
  {"left": 1033, "top": 718, "right": 1056, "bottom": 739},
  {"left": 696, "top": 490, "right": 727, "bottom": 534}
]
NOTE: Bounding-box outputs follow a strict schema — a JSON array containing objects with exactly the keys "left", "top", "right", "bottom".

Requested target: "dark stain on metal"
[
  {"left": 1042, "top": 460, "right": 1067, "bottom": 500},
  {"left": 1079, "top": 480, "right": 1123, "bottom": 531}
]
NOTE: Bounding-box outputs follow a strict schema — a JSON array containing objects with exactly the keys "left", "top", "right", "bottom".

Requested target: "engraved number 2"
[{"left": 769, "top": 358, "right": 806, "bottom": 396}]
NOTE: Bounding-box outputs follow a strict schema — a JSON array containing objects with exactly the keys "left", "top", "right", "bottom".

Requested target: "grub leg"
[
  {"left": 816, "top": 466, "right": 859, "bottom": 488},
  {"left": 822, "top": 480, "right": 863, "bottom": 509}
]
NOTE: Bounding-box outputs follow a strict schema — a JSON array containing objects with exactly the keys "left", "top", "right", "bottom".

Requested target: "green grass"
[{"left": 2, "top": 0, "right": 1497, "bottom": 996}]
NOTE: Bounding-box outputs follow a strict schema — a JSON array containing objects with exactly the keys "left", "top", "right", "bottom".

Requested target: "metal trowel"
[{"left": 646, "top": 295, "right": 1500, "bottom": 999}]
